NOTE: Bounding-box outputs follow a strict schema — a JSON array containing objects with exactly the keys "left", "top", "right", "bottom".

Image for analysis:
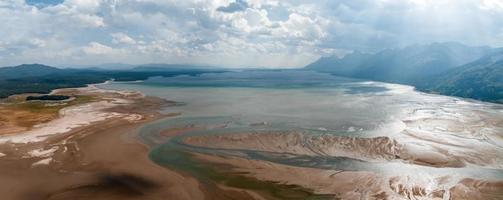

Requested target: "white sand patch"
[
  {"left": 27, "top": 146, "right": 58, "bottom": 158},
  {"left": 125, "top": 114, "right": 143, "bottom": 122},
  {"left": 0, "top": 152, "right": 5, "bottom": 157},
  {"left": 382, "top": 83, "right": 415, "bottom": 94},
  {"left": 317, "top": 127, "right": 328, "bottom": 131},
  {"left": 0, "top": 100, "right": 126, "bottom": 144},
  {"left": 32, "top": 158, "right": 52, "bottom": 166},
  {"left": 352, "top": 81, "right": 415, "bottom": 95},
  {"left": 85, "top": 84, "right": 144, "bottom": 98},
  {"left": 106, "top": 97, "right": 132, "bottom": 104}
]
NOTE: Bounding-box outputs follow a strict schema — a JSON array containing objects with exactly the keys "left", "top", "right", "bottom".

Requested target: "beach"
[
  {"left": 181, "top": 132, "right": 503, "bottom": 199},
  {"left": 0, "top": 85, "right": 297, "bottom": 200},
  {"left": 0, "top": 86, "right": 210, "bottom": 200},
  {"left": 1, "top": 83, "right": 503, "bottom": 200}
]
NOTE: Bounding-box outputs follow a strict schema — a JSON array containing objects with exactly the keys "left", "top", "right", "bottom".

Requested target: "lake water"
[{"left": 99, "top": 70, "right": 503, "bottom": 185}]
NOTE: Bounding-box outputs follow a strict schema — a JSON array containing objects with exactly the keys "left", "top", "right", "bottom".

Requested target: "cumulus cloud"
[
  {"left": 82, "top": 42, "right": 114, "bottom": 55},
  {"left": 480, "top": 0, "right": 503, "bottom": 10},
  {"left": 111, "top": 32, "right": 136, "bottom": 44},
  {"left": 0, "top": 0, "right": 502, "bottom": 67},
  {"left": 73, "top": 13, "right": 105, "bottom": 27},
  {"left": 29, "top": 38, "right": 47, "bottom": 48}
]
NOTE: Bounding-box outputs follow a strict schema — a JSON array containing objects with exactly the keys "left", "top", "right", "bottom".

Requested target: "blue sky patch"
[{"left": 26, "top": 0, "right": 64, "bottom": 8}]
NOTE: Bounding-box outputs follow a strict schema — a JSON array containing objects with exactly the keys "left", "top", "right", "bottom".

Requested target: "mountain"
[
  {"left": 66, "top": 63, "right": 137, "bottom": 70},
  {"left": 0, "top": 64, "right": 63, "bottom": 79},
  {"left": 133, "top": 63, "right": 218, "bottom": 71},
  {"left": 0, "top": 63, "right": 226, "bottom": 98},
  {"left": 305, "top": 42, "right": 492, "bottom": 86},
  {"left": 426, "top": 49, "right": 503, "bottom": 103}
]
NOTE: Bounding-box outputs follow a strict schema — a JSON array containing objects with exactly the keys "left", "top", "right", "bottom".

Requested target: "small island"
[{"left": 26, "top": 95, "right": 71, "bottom": 101}]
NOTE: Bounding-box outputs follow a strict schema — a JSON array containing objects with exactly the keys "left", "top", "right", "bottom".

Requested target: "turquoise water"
[{"left": 99, "top": 70, "right": 503, "bottom": 183}]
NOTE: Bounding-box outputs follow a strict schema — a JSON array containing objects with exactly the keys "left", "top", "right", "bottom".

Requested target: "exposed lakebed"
[{"left": 100, "top": 70, "right": 503, "bottom": 199}]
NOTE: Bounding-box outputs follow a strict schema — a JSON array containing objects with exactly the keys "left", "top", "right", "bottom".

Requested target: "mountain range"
[
  {"left": 428, "top": 49, "right": 503, "bottom": 102},
  {"left": 1, "top": 43, "right": 502, "bottom": 103},
  {"left": 0, "top": 64, "right": 64, "bottom": 79},
  {"left": 305, "top": 42, "right": 503, "bottom": 103},
  {"left": 0, "top": 64, "right": 224, "bottom": 99},
  {"left": 66, "top": 63, "right": 219, "bottom": 71}
]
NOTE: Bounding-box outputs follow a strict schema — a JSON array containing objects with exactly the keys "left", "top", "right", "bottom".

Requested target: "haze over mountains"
[
  {"left": 305, "top": 42, "right": 493, "bottom": 85},
  {"left": 0, "top": 64, "right": 223, "bottom": 99},
  {"left": 305, "top": 42, "right": 503, "bottom": 103},
  {"left": 0, "top": 42, "right": 502, "bottom": 103},
  {"left": 0, "top": 64, "right": 64, "bottom": 79},
  {"left": 68, "top": 63, "right": 220, "bottom": 71},
  {"left": 431, "top": 50, "right": 503, "bottom": 102}
]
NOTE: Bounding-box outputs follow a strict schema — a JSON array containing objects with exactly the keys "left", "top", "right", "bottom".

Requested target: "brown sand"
[
  {"left": 192, "top": 152, "right": 503, "bottom": 200},
  {"left": 450, "top": 178, "right": 503, "bottom": 200},
  {"left": 183, "top": 131, "right": 467, "bottom": 168},
  {"left": 0, "top": 118, "right": 204, "bottom": 200},
  {"left": 0, "top": 103, "right": 60, "bottom": 135},
  {"left": 0, "top": 86, "right": 268, "bottom": 200},
  {"left": 0, "top": 87, "right": 204, "bottom": 200},
  {"left": 2, "top": 86, "right": 502, "bottom": 200},
  {"left": 0, "top": 94, "right": 97, "bottom": 135}
]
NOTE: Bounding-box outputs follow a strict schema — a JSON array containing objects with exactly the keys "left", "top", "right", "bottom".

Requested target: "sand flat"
[
  {"left": 190, "top": 150, "right": 503, "bottom": 200},
  {"left": 2, "top": 83, "right": 502, "bottom": 200},
  {"left": 0, "top": 85, "right": 271, "bottom": 200}
]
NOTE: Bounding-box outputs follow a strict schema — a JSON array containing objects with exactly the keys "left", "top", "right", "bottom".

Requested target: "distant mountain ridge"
[
  {"left": 1, "top": 51, "right": 501, "bottom": 103},
  {"left": 132, "top": 63, "right": 218, "bottom": 71},
  {"left": 75, "top": 63, "right": 137, "bottom": 70},
  {"left": 305, "top": 42, "right": 502, "bottom": 103},
  {"left": 0, "top": 63, "right": 225, "bottom": 99},
  {"left": 427, "top": 49, "right": 503, "bottom": 103},
  {"left": 61, "top": 63, "right": 218, "bottom": 71},
  {"left": 306, "top": 42, "right": 492, "bottom": 86},
  {"left": 0, "top": 64, "right": 63, "bottom": 79}
]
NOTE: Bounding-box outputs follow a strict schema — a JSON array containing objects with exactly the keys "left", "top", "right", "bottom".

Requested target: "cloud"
[
  {"left": 111, "top": 32, "right": 136, "bottom": 45},
  {"left": 64, "top": 0, "right": 101, "bottom": 12},
  {"left": 279, "top": 13, "right": 327, "bottom": 40},
  {"left": 73, "top": 13, "right": 105, "bottom": 27},
  {"left": 29, "top": 38, "right": 46, "bottom": 48},
  {"left": 0, "top": 0, "right": 502, "bottom": 67},
  {"left": 82, "top": 42, "right": 114, "bottom": 55},
  {"left": 480, "top": 0, "right": 503, "bottom": 11}
]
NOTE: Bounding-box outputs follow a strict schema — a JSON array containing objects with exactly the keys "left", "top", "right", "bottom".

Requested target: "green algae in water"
[{"left": 149, "top": 145, "right": 337, "bottom": 200}]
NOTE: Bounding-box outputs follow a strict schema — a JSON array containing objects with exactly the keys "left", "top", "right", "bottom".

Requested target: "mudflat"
[
  {"left": 0, "top": 86, "right": 210, "bottom": 200},
  {"left": 185, "top": 143, "right": 503, "bottom": 199},
  {"left": 0, "top": 85, "right": 286, "bottom": 200},
  {"left": 2, "top": 84, "right": 503, "bottom": 200}
]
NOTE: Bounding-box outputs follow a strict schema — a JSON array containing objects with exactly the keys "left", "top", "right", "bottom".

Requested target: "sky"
[{"left": 0, "top": 0, "right": 503, "bottom": 68}]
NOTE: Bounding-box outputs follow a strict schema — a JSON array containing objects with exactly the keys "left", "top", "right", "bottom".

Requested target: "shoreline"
[
  {"left": 0, "top": 84, "right": 283, "bottom": 199},
  {"left": 1, "top": 74, "right": 501, "bottom": 106},
  {"left": 0, "top": 84, "right": 142, "bottom": 144},
  {"left": 1, "top": 83, "right": 502, "bottom": 199},
  {"left": 160, "top": 128, "right": 503, "bottom": 199},
  {"left": 0, "top": 85, "right": 210, "bottom": 199}
]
